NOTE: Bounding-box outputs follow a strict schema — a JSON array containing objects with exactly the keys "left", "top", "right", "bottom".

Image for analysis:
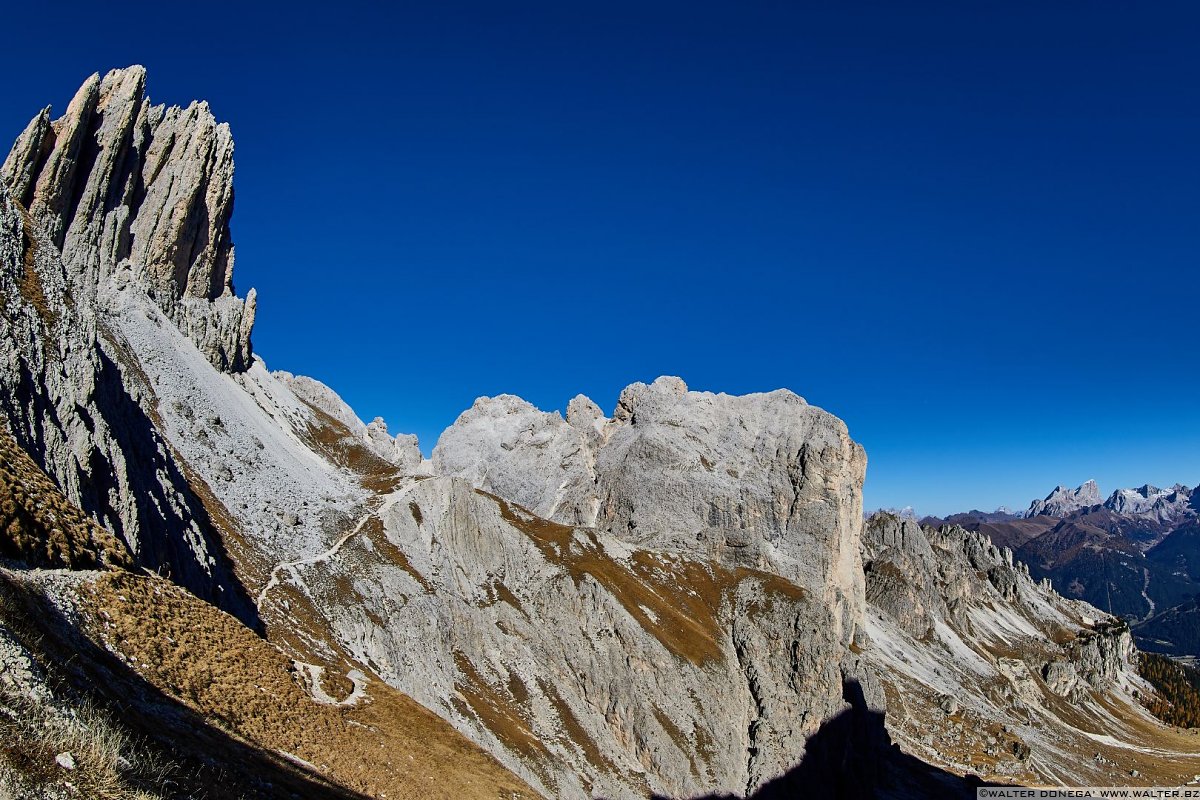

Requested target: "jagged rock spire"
[{"left": 1, "top": 66, "right": 254, "bottom": 372}]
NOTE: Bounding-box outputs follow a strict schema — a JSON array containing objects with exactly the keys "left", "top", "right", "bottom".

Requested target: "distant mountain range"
[{"left": 923, "top": 481, "right": 1200, "bottom": 658}]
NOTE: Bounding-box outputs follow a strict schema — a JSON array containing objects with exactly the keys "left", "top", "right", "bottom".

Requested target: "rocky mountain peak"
[
  {"left": 434, "top": 375, "right": 867, "bottom": 644},
  {"left": 565, "top": 393, "right": 603, "bottom": 428},
  {"left": 1025, "top": 479, "right": 1102, "bottom": 518},
  {"left": 1103, "top": 482, "right": 1195, "bottom": 521},
  {"left": 6, "top": 66, "right": 1198, "bottom": 799},
  {"left": 1, "top": 66, "right": 253, "bottom": 372},
  {"left": 612, "top": 374, "right": 690, "bottom": 423}
]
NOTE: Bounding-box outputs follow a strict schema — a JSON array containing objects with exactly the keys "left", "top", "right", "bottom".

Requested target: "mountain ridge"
[
  {"left": 935, "top": 479, "right": 1200, "bottom": 661},
  {"left": 3, "top": 66, "right": 1199, "bottom": 799}
]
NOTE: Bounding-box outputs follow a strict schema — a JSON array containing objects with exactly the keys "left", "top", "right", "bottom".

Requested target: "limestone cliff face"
[
  {"left": 262, "top": 476, "right": 874, "bottom": 797},
  {"left": 0, "top": 182, "right": 255, "bottom": 620},
  {"left": 2, "top": 66, "right": 254, "bottom": 372},
  {"left": 0, "top": 67, "right": 258, "bottom": 619},
  {"left": 433, "top": 376, "right": 868, "bottom": 645}
]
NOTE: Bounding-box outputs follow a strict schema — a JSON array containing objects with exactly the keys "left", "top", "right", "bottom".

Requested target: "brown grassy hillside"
[
  {"left": 78, "top": 569, "right": 537, "bottom": 799},
  {"left": 0, "top": 425, "right": 130, "bottom": 569},
  {"left": 0, "top": 421, "right": 536, "bottom": 799}
]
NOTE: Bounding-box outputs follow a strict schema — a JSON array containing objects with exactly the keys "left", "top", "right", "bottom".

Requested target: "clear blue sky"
[{"left": 3, "top": 1, "right": 1198, "bottom": 516}]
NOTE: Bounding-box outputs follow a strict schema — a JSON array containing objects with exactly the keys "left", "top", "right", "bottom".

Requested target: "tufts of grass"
[
  {"left": 0, "top": 425, "right": 131, "bottom": 570},
  {"left": 79, "top": 570, "right": 537, "bottom": 799},
  {"left": 0, "top": 684, "right": 173, "bottom": 800},
  {"left": 14, "top": 200, "right": 59, "bottom": 332}
]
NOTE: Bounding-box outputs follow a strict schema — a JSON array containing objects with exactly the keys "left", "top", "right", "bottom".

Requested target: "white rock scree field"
[{"left": 1, "top": 67, "right": 1198, "bottom": 800}]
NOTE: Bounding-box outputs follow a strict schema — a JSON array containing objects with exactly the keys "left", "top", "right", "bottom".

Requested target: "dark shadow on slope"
[
  {"left": 653, "top": 679, "right": 996, "bottom": 800},
  {"left": 0, "top": 568, "right": 367, "bottom": 800},
  {"left": 86, "top": 346, "right": 263, "bottom": 631},
  {"left": 1, "top": 186, "right": 260, "bottom": 632},
  {"left": 0, "top": 340, "right": 262, "bottom": 632}
]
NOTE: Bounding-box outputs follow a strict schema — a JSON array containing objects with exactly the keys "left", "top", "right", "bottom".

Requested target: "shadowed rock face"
[
  {"left": 2, "top": 66, "right": 254, "bottom": 372},
  {"left": 0, "top": 182, "right": 258, "bottom": 625},
  {"left": 0, "top": 67, "right": 259, "bottom": 620}
]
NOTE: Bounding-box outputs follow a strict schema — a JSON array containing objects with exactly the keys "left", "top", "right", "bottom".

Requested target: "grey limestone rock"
[
  {"left": 1025, "top": 480, "right": 1102, "bottom": 518},
  {"left": 433, "top": 393, "right": 600, "bottom": 525},
  {"left": 434, "top": 375, "right": 868, "bottom": 646},
  {"left": 2, "top": 66, "right": 253, "bottom": 372},
  {"left": 1041, "top": 660, "right": 1079, "bottom": 697},
  {"left": 267, "top": 476, "right": 873, "bottom": 798},
  {"left": 1068, "top": 620, "right": 1136, "bottom": 691},
  {"left": 274, "top": 371, "right": 423, "bottom": 472},
  {"left": 274, "top": 371, "right": 366, "bottom": 433},
  {"left": 0, "top": 183, "right": 253, "bottom": 620},
  {"left": 365, "top": 418, "right": 423, "bottom": 473},
  {"left": 860, "top": 510, "right": 1154, "bottom": 788},
  {"left": 1103, "top": 483, "right": 1195, "bottom": 523}
]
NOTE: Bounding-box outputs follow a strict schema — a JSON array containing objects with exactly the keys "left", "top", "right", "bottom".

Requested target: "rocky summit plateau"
[{"left": 2, "top": 67, "right": 1199, "bottom": 800}]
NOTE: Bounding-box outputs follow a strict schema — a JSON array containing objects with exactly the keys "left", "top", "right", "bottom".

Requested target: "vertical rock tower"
[
  {"left": 2, "top": 65, "right": 254, "bottom": 372},
  {"left": 0, "top": 67, "right": 259, "bottom": 620}
]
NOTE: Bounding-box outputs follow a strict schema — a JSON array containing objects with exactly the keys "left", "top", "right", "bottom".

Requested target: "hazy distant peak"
[
  {"left": 1024, "top": 480, "right": 1101, "bottom": 518},
  {"left": 1103, "top": 482, "right": 1195, "bottom": 520}
]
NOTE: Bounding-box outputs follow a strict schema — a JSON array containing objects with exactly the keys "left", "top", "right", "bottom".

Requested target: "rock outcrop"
[
  {"left": 275, "top": 371, "right": 424, "bottom": 472},
  {"left": 949, "top": 480, "right": 1200, "bottom": 636},
  {"left": 2, "top": 66, "right": 254, "bottom": 372},
  {"left": 1103, "top": 483, "right": 1194, "bottom": 523},
  {"left": 0, "top": 68, "right": 261, "bottom": 620},
  {"left": 858, "top": 513, "right": 1184, "bottom": 786},
  {"left": 863, "top": 513, "right": 1051, "bottom": 643},
  {"left": 0, "top": 180, "right": 255, "bottom": 620},
  {"left": 434, "top": 376, "right": 867, "bottom": 644},
  {"left": 254, "top": 475, "right": 879, "bottom": 798}
]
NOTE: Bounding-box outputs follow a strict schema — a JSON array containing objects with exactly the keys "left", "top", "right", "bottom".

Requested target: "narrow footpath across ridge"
[{"left": 256, "top": 485, "right": 416, "bottom": 608}]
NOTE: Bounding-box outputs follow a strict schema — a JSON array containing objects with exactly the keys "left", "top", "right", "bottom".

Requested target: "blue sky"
[{"left": 2, "top": 2, "right": 1198, "bottom": 516}]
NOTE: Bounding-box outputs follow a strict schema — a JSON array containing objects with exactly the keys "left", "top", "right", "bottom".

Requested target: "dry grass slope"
[
  {"left": 14, "top": 199, "right": 59, "bottom": 332},
  {"left": 451, "top": 650, "right": 554, "bottom": 767},
  {"left": 81, "top": 570, "right": 536, "bottom": 799},
  {"left": 298, "top": 402, "right": 406, "bottom": 493},
  {"left": 0, "top": 683, "right": 171, "bottom": 800},
  {"left": 0, "top": 425, "right": 131, "bottom": 569}
]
